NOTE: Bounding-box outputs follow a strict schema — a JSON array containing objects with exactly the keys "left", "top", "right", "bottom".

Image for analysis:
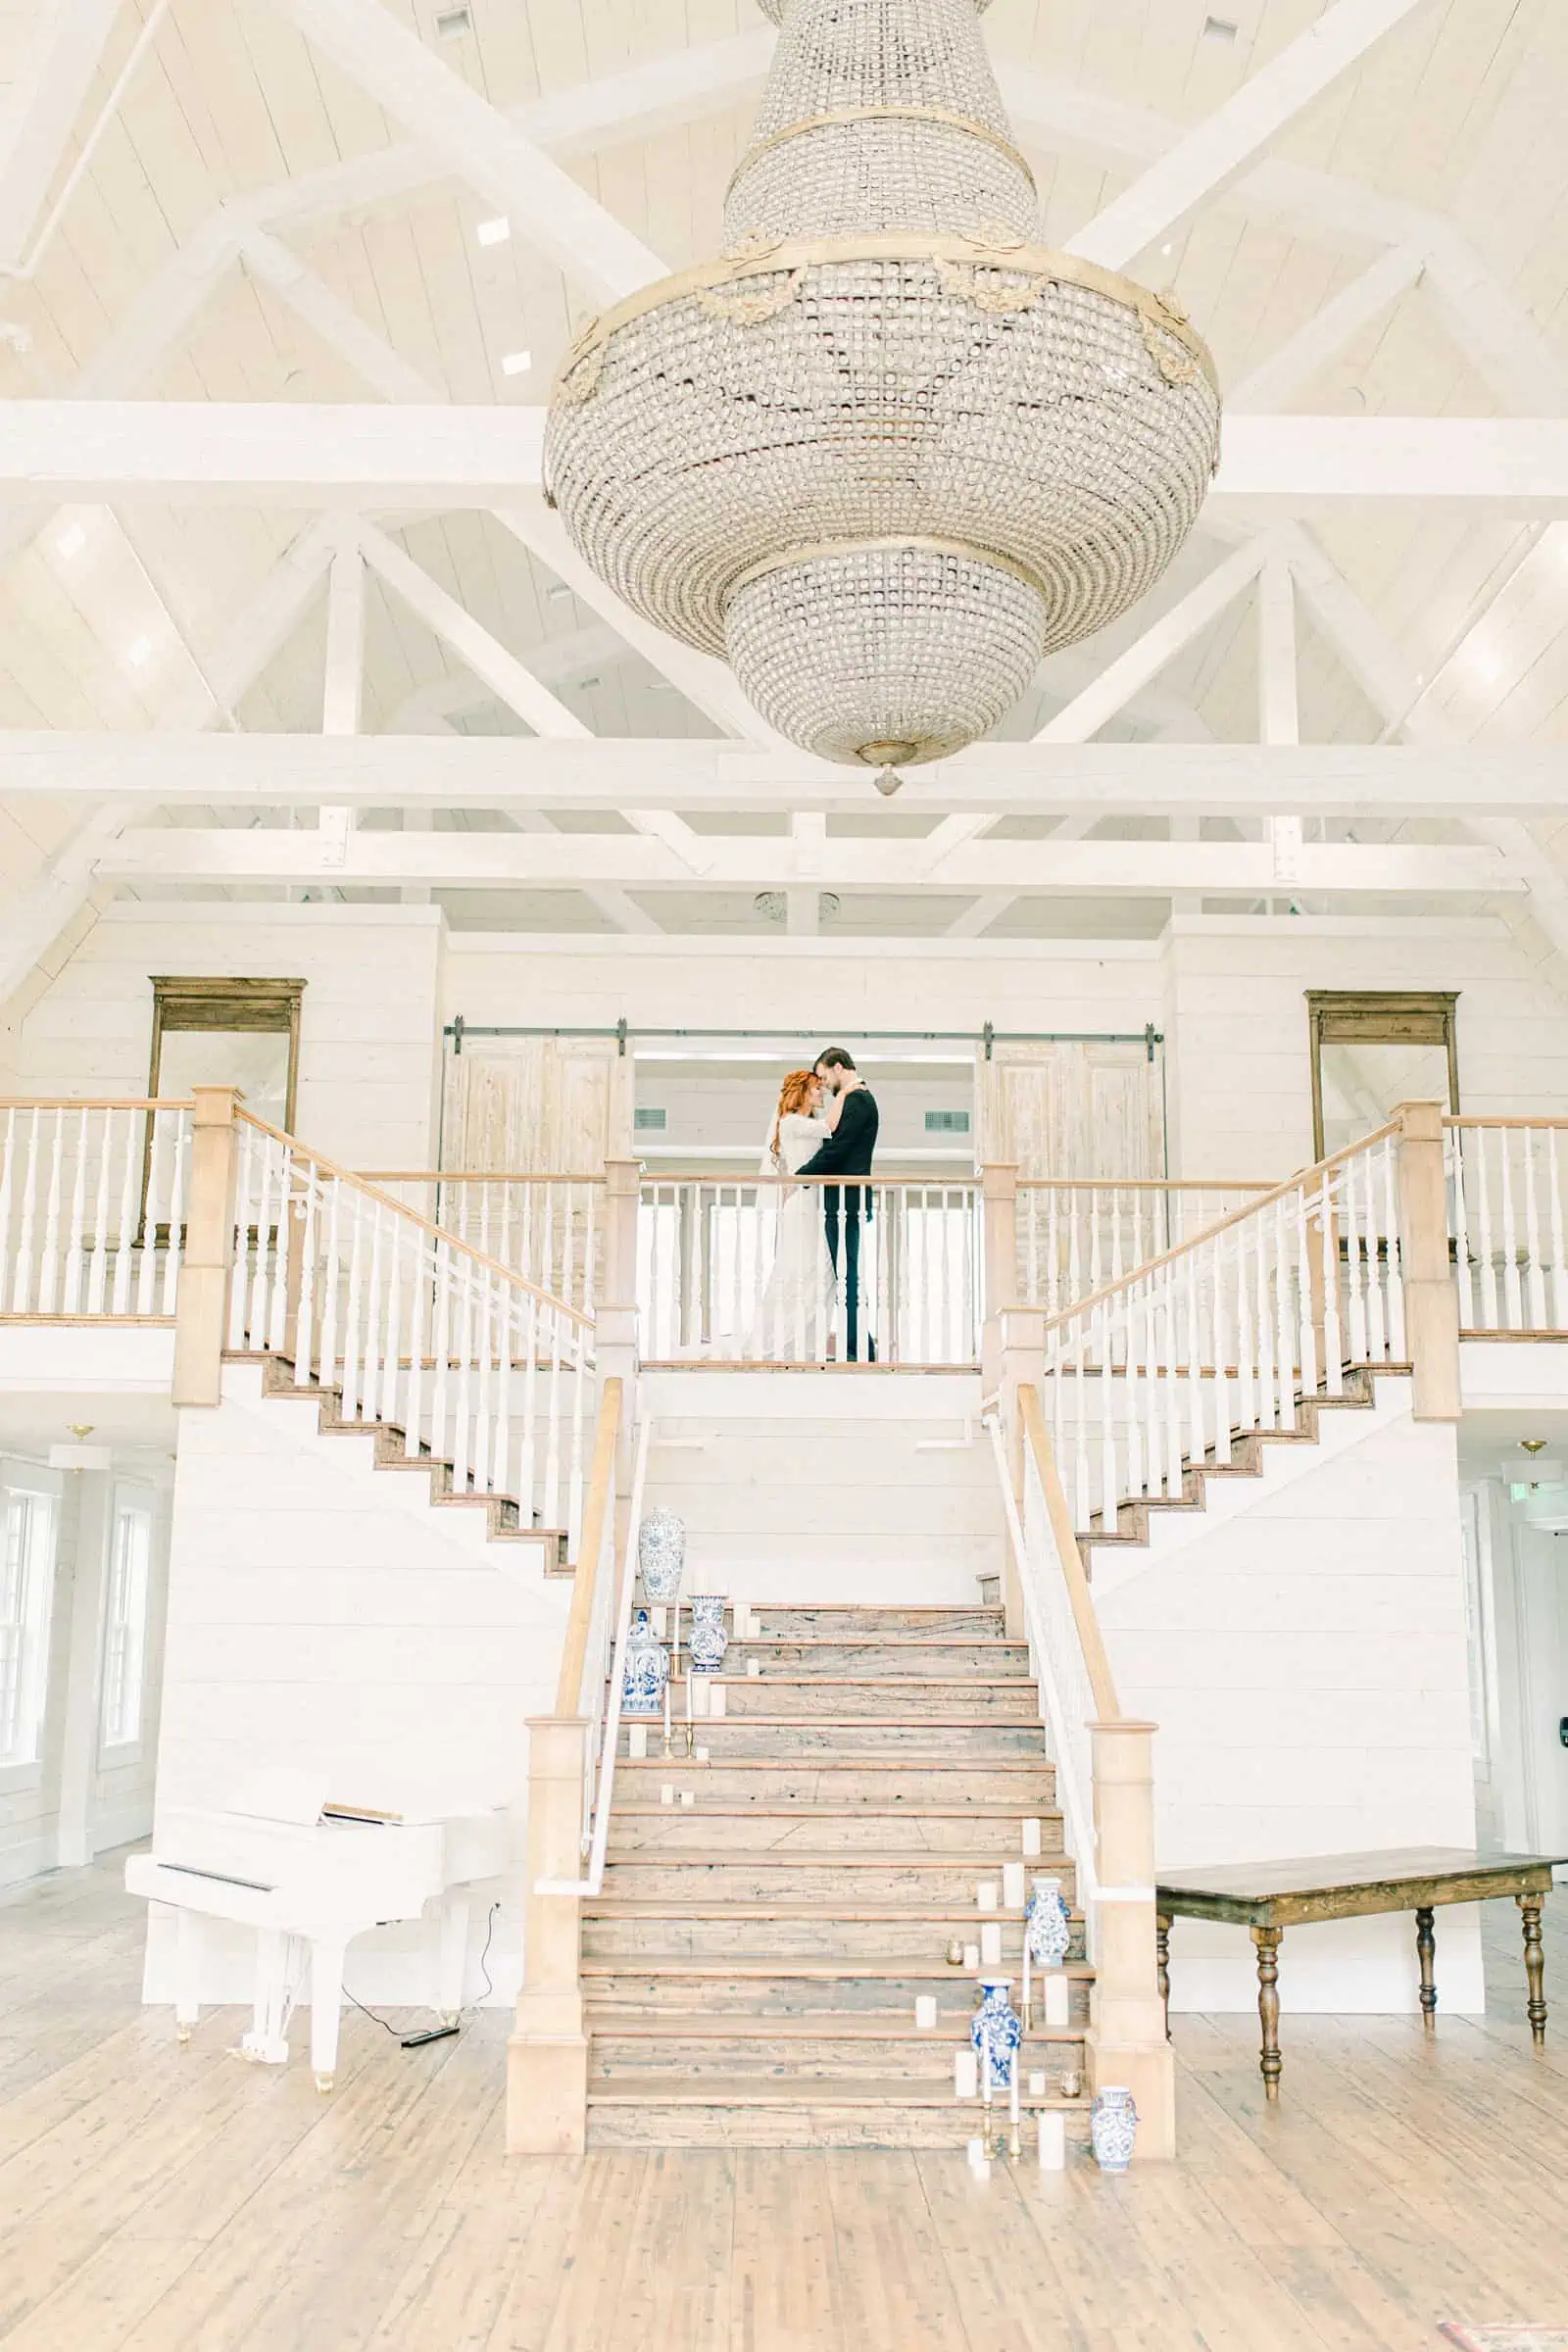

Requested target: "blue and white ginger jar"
[
  {"left": 637, "top": 1509, "right": 686, "bottom": 1603},
  {"left": 1025, "top": 1877, "right": 1073, "bottom": 1970},
  {"left": 969, "top": 1977, "right": 1023, "bottom": 2091},
  {"left": 621, "top": 1608, "right": 668, "bottom": 1716},
  {"left": 687, "top": 1592, "right": 728, "bottom": 1675},
  {"left": 1090, "top": 2085, "right": 1138, "bottom": 2174}
]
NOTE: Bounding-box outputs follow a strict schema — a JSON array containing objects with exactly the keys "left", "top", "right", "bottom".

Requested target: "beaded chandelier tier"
[{"left": 544, "top": 0, "right": 1222, "bottom": 776}]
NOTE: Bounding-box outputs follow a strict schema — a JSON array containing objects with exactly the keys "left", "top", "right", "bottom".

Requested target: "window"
[
  {"left": 0, "top": 1490, "right": 58, "bottom": 1766},
  {"left": 924, "top": 1110, "right": 970, "bottom": 1134},
  {"left": 634, "top": 1106, "right": 668, "bottom": 1133},
  {"left": 102, "top": 1495, "right": 154, "bottom": 1750}
]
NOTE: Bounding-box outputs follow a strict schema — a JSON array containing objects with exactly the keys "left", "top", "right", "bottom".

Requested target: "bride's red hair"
[{"left": 768, "top": 1068, "right": 817, "bottom": 1164}]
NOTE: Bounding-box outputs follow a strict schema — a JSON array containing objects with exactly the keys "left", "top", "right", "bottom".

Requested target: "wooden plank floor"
[{"left": 1, "top": 1858, "right": 1564, "bottom": 2351}]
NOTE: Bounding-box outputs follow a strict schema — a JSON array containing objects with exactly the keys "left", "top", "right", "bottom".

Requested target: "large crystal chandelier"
[{"left": 545, "top": 0, "right": 1221, "bottom": 779}]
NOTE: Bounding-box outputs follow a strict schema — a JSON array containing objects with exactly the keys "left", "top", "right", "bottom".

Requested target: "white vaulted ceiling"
[{"left": 1, "top": 0, "right": 1567, "bottom": 952}]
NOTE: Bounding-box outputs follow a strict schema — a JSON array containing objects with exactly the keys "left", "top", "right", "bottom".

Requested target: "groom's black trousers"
[{"left": 822, "top": 1185, "right": 876, "bottom": 1363}]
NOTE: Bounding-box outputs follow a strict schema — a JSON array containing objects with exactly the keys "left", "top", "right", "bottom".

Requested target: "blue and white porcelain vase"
[
  {"left": 621, "top": 1608, "right": 668, "bottom": 1716},
  {"left": 969, "top": 1977, "right": 1023, "bottom": 2092},
  {"left": 637, "top": 1510, "right": 686, "bottom": 1603},
  {"left": 1025, "top": 1877, "right": 1073, "bottom": 1970},
  {"left": 1090, "top": 2085, "right": 1138, "bottom": 2174},
  {"left": 687, "top": 1592, "right": 728, "bottom": 1675}
]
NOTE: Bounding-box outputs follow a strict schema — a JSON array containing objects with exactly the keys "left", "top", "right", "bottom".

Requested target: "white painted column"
[
  {"left": 54, "top": 1459, "right": 114, "bottom": 1869},
  {"left": 1259, "top": 555, "right": 1303, "bottom": 906}
]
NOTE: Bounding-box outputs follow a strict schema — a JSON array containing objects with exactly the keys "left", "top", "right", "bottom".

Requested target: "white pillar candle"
[
  {"left": 747, "top": 1657, "right": 761, "bottom": 1678},
  {"left": 962, "top": 1942, "right": 980, "bottom": 1971},
  {"left": 1038, "top": 2112, "right": 1066, "bottom": 2171},
  {"left": 1002, "top": 1862, "right": 1025, "bottom": 1909},
  {"left": 1028, "top": 2071, "right": 1047, "bottom": 2098},
  {"left": 651, "top": 1605, "right": 667, "bottom": 1641},
  {"left": 695, "top": 1745, "right": 710, "bottom": 1764},
  {"left": 976, "top": 1881, "right": 998, "bottom": 1911},
  {"left": 710, "top": 1684, "right": 727, "bottom": 1719},
  {"left": 966, "top": 2136, "right": 988, "bottom": 2176},
  {"left": 914, "top": 1995, "right": 936, "bottom": 2030},
  {"left": 679, "top": 1789, "right": 695, "bottom": 1808},
  {"left": 1044, "top": 1972, "right": 1071, "bottom": 2029},
  {"left": 980, "top": 1922, "right": 1003, "bottom": 1966},
  {"left": 628, "top": 1724, "right": 648, "bottom": 1760},
  {"left": 1021, "top": 1817, "right": 1042, "bottom": 1858},
  {"left": 692, "top": 1676, "right": 710, "bottom": 1718},
  {"left": 661, "top": 1785, "right": 674, "bottom": 1806},
  {"left": 955, "top": 2048, "right": 978, "bottom": 2098}
]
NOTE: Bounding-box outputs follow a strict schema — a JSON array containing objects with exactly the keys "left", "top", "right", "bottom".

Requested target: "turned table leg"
[
  {"left": 1415, "top": 1905, "right": 1438, "bottom": 2030},
  {"left": 1518, "top": 1893, "right": 1547, "bottom": 2044},
  {"left": 1250, "top": 1925, "right": 1284, "bottom": 2101},
  {"left": 1156, "top": 1913, "right": 1172, "bottom": 2041}
]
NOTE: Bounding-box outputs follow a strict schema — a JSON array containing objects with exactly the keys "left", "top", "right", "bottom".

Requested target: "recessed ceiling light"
[
  {"left": 546, "top": 582, "right": 573, "bottom": 602},
  {"left": 434, "top": 4, "right": 470, "bottom": 33},
  {"left": 56, "top": 522, "right": 86, "bottom": 560},
  {"left": 1201, "top": 15, "right": 1240, "bottom": 42},
  {"left": 578, "top": 674, "right": 601, "bottom": 689},
  {"left": 475, "top": 217, "right": 511, "bottom": 248},
  {"left": 500, "top": 349, "right": 532, "bottom": 376},
  {"left": 126, "top": 635, "right": 152, "bottom": 667},
  {"left": 1160, "top": 242, "right": 1175, "bottom": 257}
]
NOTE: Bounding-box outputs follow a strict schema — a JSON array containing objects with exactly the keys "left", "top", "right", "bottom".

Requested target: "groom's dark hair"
[{"left": 814, "top": 1047, "right": 856, "bottom": 1073}]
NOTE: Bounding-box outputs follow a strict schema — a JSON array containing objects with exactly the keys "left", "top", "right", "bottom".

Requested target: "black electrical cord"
[{"left": 341, "top": 1898, "right": 504, "bottom": 2048}]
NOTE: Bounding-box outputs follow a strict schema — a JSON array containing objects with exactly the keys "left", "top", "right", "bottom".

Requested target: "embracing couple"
[{"left": 757, "top": 1047, "right": 879, "bottom": 1363}]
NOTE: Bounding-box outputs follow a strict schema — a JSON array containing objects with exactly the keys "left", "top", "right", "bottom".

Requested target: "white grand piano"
[{"left": 124, "top": 1768, "right": 510, "bottom": 2089}]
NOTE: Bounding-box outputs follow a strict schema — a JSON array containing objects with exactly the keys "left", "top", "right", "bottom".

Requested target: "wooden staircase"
[{"left": 582, "top": 1603, "right": 1094, "bottom": 2149}]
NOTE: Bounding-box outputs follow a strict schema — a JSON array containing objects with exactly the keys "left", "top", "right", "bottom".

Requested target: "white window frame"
[
  {"left": 0, "top": 1471, "right": 61, "bottom": 1776},
  {"left": 100, "top": 1486, "right": 155, "bottom": 1755}
]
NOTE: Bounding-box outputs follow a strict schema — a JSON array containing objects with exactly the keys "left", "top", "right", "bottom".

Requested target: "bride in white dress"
[{"left": 749, "top": 1068, "right": 838, "bottom": 1358}]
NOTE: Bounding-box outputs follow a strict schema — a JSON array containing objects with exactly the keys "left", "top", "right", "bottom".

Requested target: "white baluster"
[
  {"left": 1548, "top": 1131, "right": 1568, "bottom": 1330},
  {"left": 162, "top": 1111, "right": 188, "bottom": 1316},
  {"left": 1473, "top": 1130, "right": 1499, "bottom": 1330},
  {"left": 361, "top": 1200, "right": 386, "bottom": 1426},
  {"left": 1294, "top": 1189, "right": 1317, "bottom": 1401},
  {"left": 36, "top": 1108, "right": 65, "bottom": 1315},
  {"left": 544, "top": 1287, "right": 564, "bottom": 1529},
  {"left": 1498, "top": 1130, "right": 1523, "bottom": 1331},
  {"left": 62, "top": 1106, "right": 89, "bottom": 1314},
  {"left": 296, "top": 1165, "right": 320, "bottom": 1387},
  {"left": 318, "top": 1182, "right": 343, "bottom": 1396},
  {"left": 1522, "top": 1132, "right": 1547, "bottom": 1329},
  {"left": 341, "top": 1191, "right": 367, "bottom": 1422},
  {"left": 1380, "top": 1135, "right": 1406, "bottom": 1360},
  {"left": 1099, "top": 1300, "right": 1117, "bottom": 1529},
  {"left": 1160, "top": 1279, "right": 1182, "bottom": 1497},
  {"left": 518, "top": 1294, "right": 539, "bottom": 1524},
  {"left": 1273, "top": 1196, "right": 1296, "bottom": 1428},
  {"left": 1124, "top": 1279, "right": 1147, "bottom": 1501},
  {"left": 1211, "top": 1235, "right": 1232, "bottom": 1467},
  {"left": 403, "top": 1223, "right": 427, "bottom": 1462},
  {"left": 566, "top": 1320, "right": 587, "bottom": 1549},
  {"left": 1318, "top": 1169, "right": 1342, "bottom": 1396},
  {"left": 451, "top": 1266, "right": 474, "bottom": 1494},
  {"left": 493, "top": 1279, "right": 515, "bottom": 1499},
  {"left": 110, "top": 1106, "right": 138, "bottom": 1317},
  {"left": 246, "top": 1131, "right": 276, "bottom": 1347},
  {"left": 85, "top": 1108, "right": 113, "bottom": 1316}
]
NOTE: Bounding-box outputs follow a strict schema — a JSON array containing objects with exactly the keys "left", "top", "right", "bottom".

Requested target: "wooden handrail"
[
  {"left": 1039, "top": 1120, "right": 1401, "bottom": 1340},
  {"left": 1446, "top": 1116, "right": 1568, "bottom": 1131},
  {"left": 1014, "top": 1175, "right": 1274, "bottom": 1193},
  {"left": 1018, "top": 1386, "right": 1120, "bottom": 1723},
  {"left": 359, "top": 1169, "right": 608, "bottom": 1185},
  {"left": 234, "top": 1110, "right": 596, "bottom": 1330},
  {"left": 554, "top": 1377, "right": 623, "bottom": 1714},
  {"left": 0, "top": 1096, "right": 193, "bottom": 1111}
]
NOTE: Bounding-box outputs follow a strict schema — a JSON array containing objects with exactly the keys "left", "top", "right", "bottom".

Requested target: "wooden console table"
[{"left": 1155, "top": 1847, "right": 1562, "bottom": 2100}]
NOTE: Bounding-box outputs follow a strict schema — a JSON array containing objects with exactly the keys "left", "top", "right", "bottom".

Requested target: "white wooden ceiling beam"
[
  {"left": 93, "top": 827, "right": 1520, "bottom": 899},
  {"left": 270, "top": 0, "right": 665, "bottom": 306},
  {"left": 945, "top": 893, "right": 1016, "bottom": 938},
  {"left": 1064, "top": 0, "right": 1432, "bottom": 272},
  {"left": 0, "top": 0, "right": 134, "bottom": 270},
  {"left": 1229, "top": 246, "right": 1427, "bottom": 413},
  {"left": 17, "top": 407, "right": 1567, "bottom": 514},
  {"left": 1036, "top": 541, "right": 1272, "bottom": 744},
  {"left": 8, "top": 733, "right": 1568, "bottom": 817},
  {"left": 356, "top": 518, "right": 588, "bottom": 741}
]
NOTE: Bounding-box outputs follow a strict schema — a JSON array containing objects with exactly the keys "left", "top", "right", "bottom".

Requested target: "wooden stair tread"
[
  {"left": 603, "top": 1849, "right": 1069, "bottom": 1868},
  {"left": 588, "top": 2076, "right": 1082, "bottom": 2108},
  {"left": 586, "top": 2011, "right": 1083, "bottom": 2040},
  {"left": 615, "top": 1757, "right": 1054, "bottom": 1772},
  {"left": 612, "top": 1802, "right": 1060, "bottom": 1819},
  {"left": 664, "top": 1675, "right": 1036, "bottom": 1689},
  {"left": 585, "top": 1899, "right": 1083, "bottom": 1921},
  {"left": 581, "top": 1957, "right": 1094, "bottom": 1979},
  {"left": 623, "top": 1715, "right": 1045, "bottom": 1730}
]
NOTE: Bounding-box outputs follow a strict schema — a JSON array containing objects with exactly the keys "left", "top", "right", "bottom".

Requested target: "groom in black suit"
[{"left": 796, "top": 1047, "right": 879, "bottom": 1362}]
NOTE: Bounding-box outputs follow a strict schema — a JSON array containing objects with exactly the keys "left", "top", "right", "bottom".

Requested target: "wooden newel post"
[
  {"left": 172, "top": 1085, "right": 241, "bottom": 1408},
  {"left": 507, "top": 1714, "right": 591, "bottom": 2154},
  {"left": 1395, "top": 1100, "right": 1460, "bottom": 1422},
  {"left": 981, "top": 1161, "right": 1019, "bottom": 1395},
  {"left": 1086, "top": 1718, "right": 1174, "bottom": 2160}
]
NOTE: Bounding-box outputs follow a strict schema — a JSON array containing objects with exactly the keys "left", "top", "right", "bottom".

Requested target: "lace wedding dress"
[{"left": 749, "top": 1110, "right": 836, "bottom": 1358}]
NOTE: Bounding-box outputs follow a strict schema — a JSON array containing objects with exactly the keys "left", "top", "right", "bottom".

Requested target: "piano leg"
[
  {"left": 241, "top": 1928, "right": 295, "bottom": 2066},
  {"left": 309, "top": 1936, "right": 347, "bottom": 2091},
  {"left": 174, "top": 1907, "right": 202, "bottom": 2045},
  {"left": 435, "top": 1896, "right": 470, "bottom": 2028}
]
